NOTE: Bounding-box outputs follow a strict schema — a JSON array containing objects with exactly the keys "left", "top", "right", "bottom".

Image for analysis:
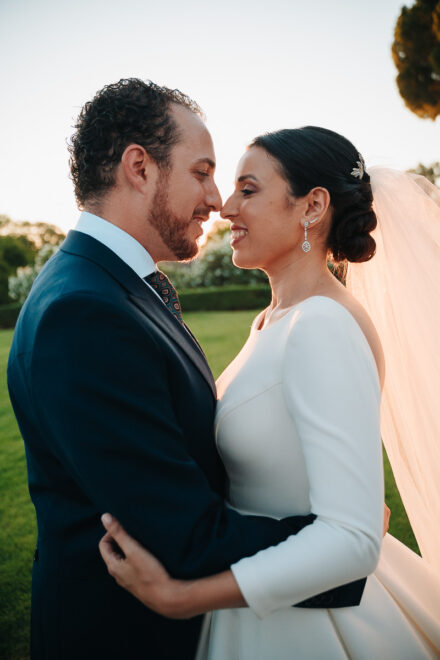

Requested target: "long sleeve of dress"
[{"left": 230, "top": 298, "right": 384, "bottom": 619}]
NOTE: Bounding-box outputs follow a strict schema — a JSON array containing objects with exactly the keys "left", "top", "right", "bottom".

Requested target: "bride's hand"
[{"left": 99, "top": 514, "right": 192, "bottom": 619}]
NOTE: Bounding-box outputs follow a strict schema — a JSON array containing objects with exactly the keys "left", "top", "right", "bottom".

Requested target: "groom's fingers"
[
  {"left": 99, "top": 532, "right": 122, "bottom": 576},
  {"left": 99, "top": 531, "right": 132, "bottom": 587},
  {"left": 101, "top": 513, "right": 140, "bottom": 560}
]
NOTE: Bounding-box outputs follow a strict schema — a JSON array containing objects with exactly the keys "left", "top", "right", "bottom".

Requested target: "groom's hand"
[
  {"left": 99, "top": 514, "right": 247, "bottom": 619},
  {"left": 383, "top": 503, "right": 391, "bottom": 537},
  {"left": 99, "top": 514, "right": 193, "bottom": 619}
]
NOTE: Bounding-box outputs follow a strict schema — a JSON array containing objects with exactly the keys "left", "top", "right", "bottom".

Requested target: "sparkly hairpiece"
[{"left": 351, "top": 154, "right": 365, "bottom": 179}]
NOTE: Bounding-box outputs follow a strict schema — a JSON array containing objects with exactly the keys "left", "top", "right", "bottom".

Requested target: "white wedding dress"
[{"left": 196, "top": 296, "right": 440, "bottom": 660}]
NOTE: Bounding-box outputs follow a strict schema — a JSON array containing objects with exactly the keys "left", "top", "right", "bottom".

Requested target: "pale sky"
[{"left": 0, "top": 0, "right": 438, "bottom": 234}]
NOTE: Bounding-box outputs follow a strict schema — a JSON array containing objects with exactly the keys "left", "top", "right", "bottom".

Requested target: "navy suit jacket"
[{"left": 7, "top": 231, "right": 365, "bottom": 660}]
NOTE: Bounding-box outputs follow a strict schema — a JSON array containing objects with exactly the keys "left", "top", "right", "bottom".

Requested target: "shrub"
[
  {"left": 161, "top": 231, "right": 268, "bottom": 289},
  {"left": 180, "top": 284, "right": 271, "bottom": 312},
  {"left": 0, "top": 303, "right": 22, "bottom": 328},
  {"left": 0, "top": 286, "right": 270, "bottom": 328},
  {"left": 0, "top": 235, "right": 36, "bottom": 304},
  {"left": 9, "top": 244, "right": 59, "bottom": 305}
]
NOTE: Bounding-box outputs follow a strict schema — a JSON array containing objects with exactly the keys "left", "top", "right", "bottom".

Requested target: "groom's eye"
[{"left": 195, "top": 170, "right": 209, "bottom": 178}]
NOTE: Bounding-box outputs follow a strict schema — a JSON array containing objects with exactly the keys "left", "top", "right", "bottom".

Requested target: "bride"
[{"left": 99, "top": 126, "right": 440, "bottom": 659}]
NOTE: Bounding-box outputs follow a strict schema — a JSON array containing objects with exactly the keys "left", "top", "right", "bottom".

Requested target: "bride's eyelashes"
[{"left": 241, "top": 188, "right": 255, "bottom": 196}]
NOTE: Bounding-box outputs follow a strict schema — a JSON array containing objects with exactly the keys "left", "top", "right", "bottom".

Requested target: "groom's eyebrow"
[{"left": 194, "top": 157, "right": 216, "bottom": 170}]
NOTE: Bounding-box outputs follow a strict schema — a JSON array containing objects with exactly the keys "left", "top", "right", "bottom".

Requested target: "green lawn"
[
  {"left": 0, "top": 313, "right": 418, "bottom": 659},
  {"left": 1, "top": 330, "right": 36, "bottom": 660}
]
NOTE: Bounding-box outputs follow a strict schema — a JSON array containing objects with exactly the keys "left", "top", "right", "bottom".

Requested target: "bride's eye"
[{"left": 241, "top": 188, "right": 254, "bottom": 196}]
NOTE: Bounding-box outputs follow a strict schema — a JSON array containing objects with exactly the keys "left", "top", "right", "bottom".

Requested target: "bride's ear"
[{"left": 300, "top": 187, "right": 331, "bottom": 228}]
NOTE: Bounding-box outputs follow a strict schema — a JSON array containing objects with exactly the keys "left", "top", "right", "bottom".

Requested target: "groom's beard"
[{"left": 149, "top": 176, "right": 200, "bottom": 261}]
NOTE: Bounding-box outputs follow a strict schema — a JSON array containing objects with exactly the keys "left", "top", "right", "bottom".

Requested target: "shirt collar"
[{"left": 75, "top": 211, "right": 156, "bottom": 279}]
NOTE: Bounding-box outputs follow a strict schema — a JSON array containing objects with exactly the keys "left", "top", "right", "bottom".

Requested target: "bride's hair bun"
[
  {"left": 327, "top": 175, "right": 377, "bottom": 263},
  {"left": 250, "top": 126, "right": 378, "bottom": 263}
]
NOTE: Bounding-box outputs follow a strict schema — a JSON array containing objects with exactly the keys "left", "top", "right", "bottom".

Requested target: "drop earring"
[
  {"left": 301, "top": 218, "right": 319, "bottom": 252},
  {"left": 301, "top": 218, "right": 318, "bottom": 253},
  {"left": 302, "top": 222, "right": 311, "bottom": 253}
]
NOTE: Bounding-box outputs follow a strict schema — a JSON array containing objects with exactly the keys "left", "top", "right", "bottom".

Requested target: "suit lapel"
[
  {"left": 60, "top": 231, "right": 217, "bottom": 399},
  {"left": 129, "top": 293, "right": 216, "bottom": 396},
  {"left": 183, "top": 322, "right": 205, "bottom": 354}
]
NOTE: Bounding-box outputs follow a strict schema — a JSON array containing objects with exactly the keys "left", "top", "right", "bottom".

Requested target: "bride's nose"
[{"left": 220, "top": 195, "right": 238, "bottom": 220}]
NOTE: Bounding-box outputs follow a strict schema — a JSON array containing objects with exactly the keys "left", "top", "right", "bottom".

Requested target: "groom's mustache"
[{"left": 192, "top": 207, "right": 212, "bottom": 222}]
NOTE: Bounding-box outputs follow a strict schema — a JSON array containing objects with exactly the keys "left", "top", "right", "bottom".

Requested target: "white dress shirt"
[
  {"left": 75, "top": 211, "right": 156, "bottom": 278},
  {"left": 74, "top": 211, "right": 166, "bottom": 304}
]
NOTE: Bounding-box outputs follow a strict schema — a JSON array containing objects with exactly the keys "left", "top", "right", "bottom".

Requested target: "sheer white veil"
[{"left": 347, "top": 167, "right": 440, "bottom": 578}]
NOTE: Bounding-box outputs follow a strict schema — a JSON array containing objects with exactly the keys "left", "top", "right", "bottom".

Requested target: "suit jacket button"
[{"left": 34, "top": 548, "right": 39, "bottom": 562}]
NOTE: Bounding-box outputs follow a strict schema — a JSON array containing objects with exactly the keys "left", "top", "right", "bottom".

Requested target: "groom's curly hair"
[{"left": 68, "top": 78, "right": 202, "bottom": 208}]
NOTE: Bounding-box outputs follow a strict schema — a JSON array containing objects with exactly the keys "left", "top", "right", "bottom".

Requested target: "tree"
[
  {"left": 0, "top": 214, "right": 65, "bottom": 304},
  {"left": 0, "top": 215, "right": 65, "bottom": 248},
  {"left": 0, "top": 235, "right": 37, "bottom": 304},
  {"left": 392, "top": 0, "right": 440, "bottom": 120},
  {"left": 408, "top": 161, "right": 440, "bottom": 185}
]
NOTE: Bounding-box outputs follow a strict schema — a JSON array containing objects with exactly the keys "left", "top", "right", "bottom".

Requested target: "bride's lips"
[{"left": 230, "top": 223, "right": 248, "bottom": 247}]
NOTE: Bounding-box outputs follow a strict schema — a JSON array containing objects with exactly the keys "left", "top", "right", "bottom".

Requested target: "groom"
[{"left": 7, "top": 79, "right": 366, "bottom": 660}]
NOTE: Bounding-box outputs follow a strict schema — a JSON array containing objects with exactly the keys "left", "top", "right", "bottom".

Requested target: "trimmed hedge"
[
  {"left": 0, "top": 303, "right": 22, "bottom": 329},
  {"left": 180, "top": 285, "right": 271, "bottom": 312},
  {"left": 0, "top": 286, "right": 271, "bottom": 328}
]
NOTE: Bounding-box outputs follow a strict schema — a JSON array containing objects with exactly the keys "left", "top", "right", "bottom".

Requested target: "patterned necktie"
[{"left": 144, "top": 270, "right": 183, "bottom": 324}]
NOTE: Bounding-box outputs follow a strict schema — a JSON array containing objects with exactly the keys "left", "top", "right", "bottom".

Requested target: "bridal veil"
[{"left": 347, "top": 167, "right": 440, "bottom": 578}]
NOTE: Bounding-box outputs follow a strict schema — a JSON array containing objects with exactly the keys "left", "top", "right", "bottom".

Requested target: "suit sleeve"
[
  {"left": 230, "top": 301, "right": 384, "bottom": 618},
  {"left": 30, "top": 292, "right": 308, "bottom": 579}
]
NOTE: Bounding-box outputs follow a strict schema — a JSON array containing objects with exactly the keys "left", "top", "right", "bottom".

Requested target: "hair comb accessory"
[{"left": 351, "top": 154, "right": 365, "bottom": 179}]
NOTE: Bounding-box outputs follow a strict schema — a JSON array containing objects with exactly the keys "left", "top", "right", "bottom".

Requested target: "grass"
[
  {"left": 185, "top": 309, "right": 260, "bottom": 376},
  {"left": 0, "top": 313, "right": 419, "bottom": 659},
  {"left": 0, "top": 330, "right": 36, "bottom": 660}
]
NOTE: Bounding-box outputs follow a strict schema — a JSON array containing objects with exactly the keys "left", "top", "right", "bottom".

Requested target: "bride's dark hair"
[{"left": 250, "top": 126, "right": 377, "bottom": 263}]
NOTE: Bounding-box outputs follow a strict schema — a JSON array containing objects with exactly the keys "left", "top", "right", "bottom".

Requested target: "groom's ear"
[{"left": 120, "top": 144, "right": 157, "bottom": 194}]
